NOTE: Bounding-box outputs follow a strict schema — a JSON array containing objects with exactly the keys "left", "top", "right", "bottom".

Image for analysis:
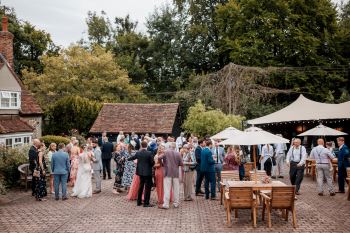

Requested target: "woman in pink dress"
[
  {"left": 223, "top": 146, "right": 239, "bottom": 171},
  {"left": 69, "top": 141, "right": 81, "bottom": 187},
  {"left": 154, "top": 145, "right": 165, "bottom": 207},
  {"left": 127, "top": 159, "right": 142, "bottom": 201}
]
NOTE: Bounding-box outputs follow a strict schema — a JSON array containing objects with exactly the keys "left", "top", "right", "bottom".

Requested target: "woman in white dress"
[{"left": 71, "top": 145, "right": 93, "bottom": 198}]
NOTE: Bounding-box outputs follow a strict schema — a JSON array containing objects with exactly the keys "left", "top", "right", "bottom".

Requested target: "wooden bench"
[
  {"left": 224, "top": 187, "right": 257, "bottom": 227},
  {"left": 18, "top": 163, "right": 32, "bottom": 192},
  {"left": 260, "top": 186, "right": 297, "bottom": 228},
  {"left": 220, "top": 171, "right": 240, "bottom": 205},
  {"left": 249, "top": 170, "right": 267, "bottom": 181}
]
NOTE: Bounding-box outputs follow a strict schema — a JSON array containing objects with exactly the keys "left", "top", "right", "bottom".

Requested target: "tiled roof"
[
  {"left": 20, "top": 89, "right": 43, "bottom": 115},
  {"left": 90, "top": 103, "right": 179, "bottom": 134},
  {"left": 0, "top": 54, "right": 42, "bottom": 115},
  {"left": 0, "top": 116, "right": 34, "bottom": 134}
]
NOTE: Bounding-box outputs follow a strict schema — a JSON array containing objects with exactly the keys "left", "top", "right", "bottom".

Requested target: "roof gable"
[
  {"left": 90, "top": 103, "right": 179, "bottom": 134},
  {"left": 0, "top": 54, "right": 42, "bottom": 115},
  {"left": 0, "top": 63, "right": 21, "bottom": 91}
]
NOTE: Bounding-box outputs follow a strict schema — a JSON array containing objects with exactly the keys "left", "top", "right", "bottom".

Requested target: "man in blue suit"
[
  {"left": 51, "top": 143, "right": 70, "bottom": 200},
  {"left": 211, "top": 141, "right": 225, "bottom": 192},
  {"left": 336, "top": 137, "right": 349, "bottom": 193},
  {"left": 201, "top": 140, "right": 216, "bottom": 200},
  {"left": 195, "top": 139, "right": 205, "bottom": 196}
]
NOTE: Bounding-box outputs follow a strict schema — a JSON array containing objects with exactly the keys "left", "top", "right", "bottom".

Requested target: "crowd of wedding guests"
[{"left": 28, "top": 131, "right": 349, "bottom": 206}]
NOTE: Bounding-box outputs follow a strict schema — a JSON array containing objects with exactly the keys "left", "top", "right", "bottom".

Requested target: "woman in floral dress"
[
  {"left": 121, "top": 143, "right": 136, "bottom": 191},
  {"left": 69, "top": 140, "right": 80, "bottom": 187},
  {"left": 34, "top": 143, "right": 47, "bottom": 201},
  {"left": 112, "top": 144, "right": 126, "bottom": 194}
]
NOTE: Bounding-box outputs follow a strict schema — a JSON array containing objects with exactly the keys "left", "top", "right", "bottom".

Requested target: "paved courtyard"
[{"left": 1, "top": 170, "right": 349, "bottom": 233}]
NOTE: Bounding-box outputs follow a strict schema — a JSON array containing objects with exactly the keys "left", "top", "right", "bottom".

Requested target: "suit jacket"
[
  {"left": 128, "top": 149, "right": 154, "bottom": 177},
  {"left": 92, "top": 147, "right": 103, "bottom": 171},
  {"left": 101, "top": 141, "right": 114, "bottom": 160},
  {"left": 211, "top": 146, "right": 225, "bottom": 164},
  {"left": 28, "top": 145, "right": 38, "bottom": 172},
  {"left": 51, "top": 149, "right": 70, "bottom": 175},
  {"left": 200, "top": 147, "right": 215, "bottom": 173},
  {"left": 338, "top": 144, "right": 350, "bottom": 168},
  {"left": 195, "top": 146, "right": 202, "bottom": 170}
]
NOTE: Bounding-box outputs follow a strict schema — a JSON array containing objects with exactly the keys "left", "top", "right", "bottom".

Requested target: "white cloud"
[
  {"left": 2, "top": 0, "right": 170, "bottom": 47},
  {"left": 2, "top": 0, "right": 344, "bottom": 47}
]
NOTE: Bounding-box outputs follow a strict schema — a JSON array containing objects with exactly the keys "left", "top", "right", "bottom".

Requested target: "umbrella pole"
[{"left": 253, "top": 145, "right": 257, "bottom": 184}]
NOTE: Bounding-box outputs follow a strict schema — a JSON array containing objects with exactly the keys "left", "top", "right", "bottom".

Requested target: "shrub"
[
  {"left": 183, "top": 100, "right": 245, "bottom": 137},
  {"left": 0, "top": 145, "right": 29, "bottom": 188},
  {"left": 40, "top": 135, "right": 70, "bottom": 147},
  {"left": 0, "top": 180, "right": 7, "bottom": 194},
  {"left": 45, "top": 96, "right": 102, "bottom": 135}
]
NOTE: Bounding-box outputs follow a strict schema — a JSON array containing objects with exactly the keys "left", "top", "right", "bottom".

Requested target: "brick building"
[{"left": 0, "top": 16, "right": 43, "bottom": 147}]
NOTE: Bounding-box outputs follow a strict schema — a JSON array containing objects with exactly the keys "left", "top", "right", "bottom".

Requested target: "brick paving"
[{"left": 1, "top": 170, "right": 349, "bottom": 233}]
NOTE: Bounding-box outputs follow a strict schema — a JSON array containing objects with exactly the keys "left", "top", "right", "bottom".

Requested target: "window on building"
[
  {"left": 10, "top": 93, "right": 18, "bottom": 107},
  {"left": 5, "top": 138, "right": 12, "bottom": 148},
  {"left": 24, "top": 137, "right": 30, "bottom": 144},
  {"left": 0, "top": 91, "right": 20, "bottom": 109}
]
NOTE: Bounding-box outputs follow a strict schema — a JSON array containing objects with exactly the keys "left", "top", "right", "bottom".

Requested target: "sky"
[
  {"left": 2, "top": 0, "right": 170, "bottom": 47},
  {"left": 2, "top": 0, "right": 345, "bottom": 48}
]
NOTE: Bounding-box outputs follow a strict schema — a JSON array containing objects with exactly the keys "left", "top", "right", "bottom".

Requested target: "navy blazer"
[
  {"left": 28, "top": 145, "right": 38, "bottom": 172},
  {"left": 101, "top": 142, "right": 114, "bottom": 160},
  {"left": 338, "top": 144, "right": 350, "bottom": 168},
  {"left": 200, "top": 147, "right": 215, "bottom": 173},
  {"left": 51, "top": 150, "right": 70, "bottom": 175},
  {"left": 195, "top": 146, "right": 202, "bottom": 169}
]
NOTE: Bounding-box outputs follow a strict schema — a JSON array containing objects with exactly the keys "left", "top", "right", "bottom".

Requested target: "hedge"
[{"left": 40, "top": 135, "right": 70, "bottom": 147}]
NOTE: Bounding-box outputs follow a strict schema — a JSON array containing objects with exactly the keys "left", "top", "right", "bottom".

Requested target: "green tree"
[
  {"left": 174, "top": 0, "right": 228, "bottom": 70},
  {"left": 145, "top": 5, "right": 191, "bottom": 97},
  {"left": 335, "top": 0, "right": 350, "bottom": 63},
  {"left": 0, "top": 5, "right": 59, "bottom": 75},
  {"left": 182, "top": 100, "right": 244, "bottom": 137},
  {"left": 45, "top": 96, "right": 102, "bottom": 135},
  {"left": 113, "top": 15, "right": 149, "bottom": 85},
  {"left": 86, "top": 11, "right": 113, "bottom": 48},
  {"left": 22, "top": 45, "right": 146, "bottom": 108},
  {"left": 215, "top": 0, "right": 341, "bottom": 67}
]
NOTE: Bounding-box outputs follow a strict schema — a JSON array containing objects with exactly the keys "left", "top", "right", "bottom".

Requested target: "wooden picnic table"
[{"left": 226, "top": 180, "right": 287, "bottom": 191}]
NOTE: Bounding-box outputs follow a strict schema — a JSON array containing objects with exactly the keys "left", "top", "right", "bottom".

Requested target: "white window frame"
[
  {"left": 0, "top": 133, "right": 32, "bottom": 148},
  {"left": 14, "top": 137, "right": 23, "bottom": 147},
  {"left": 0, "top": 91, "right": 21, "bottom": 109}
]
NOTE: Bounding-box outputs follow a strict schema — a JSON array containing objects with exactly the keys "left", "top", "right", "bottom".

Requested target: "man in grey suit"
[
  {"left": 92, "top": 140, "right": 103, "bottom": 194},
  {"left": 211, "top": 141, "right": 225, "bottom": 192},
  {"left": 51, "top": 143, "right": 70, "bottom": 201}
]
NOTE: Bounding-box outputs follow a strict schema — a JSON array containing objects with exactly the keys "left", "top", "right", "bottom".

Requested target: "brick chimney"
[{"left": 0, "top": 16, "right": 14, "bottom": 70}]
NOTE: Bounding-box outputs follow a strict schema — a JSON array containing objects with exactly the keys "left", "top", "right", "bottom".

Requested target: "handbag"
[
  {"left": 33, "top": 169, "right": 40, "bottom": 177},
  {"left": 33, "top": 153, "right": 41, "bottom": 177}
]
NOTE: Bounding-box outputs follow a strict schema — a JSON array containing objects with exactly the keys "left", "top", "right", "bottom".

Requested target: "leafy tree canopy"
[
  {"left": 0, "top": 5, "right": 59, "bottom": 75},
  {"left": 22, "top": 45, "right": 146, "bottom": 108}
]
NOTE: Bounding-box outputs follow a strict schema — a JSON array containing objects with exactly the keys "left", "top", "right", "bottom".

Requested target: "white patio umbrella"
[
  {"left": 211, "top": 126, "right": 243, "bottom": 140},
  {"left": 219, "top": 126, "right": 289, "bottom": 182},
  {"left": 298, "top": 124, "right": 348, "bottom": 136},
  {"left": 219, "top": 126, "right": 289, "bottom": 146}
]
